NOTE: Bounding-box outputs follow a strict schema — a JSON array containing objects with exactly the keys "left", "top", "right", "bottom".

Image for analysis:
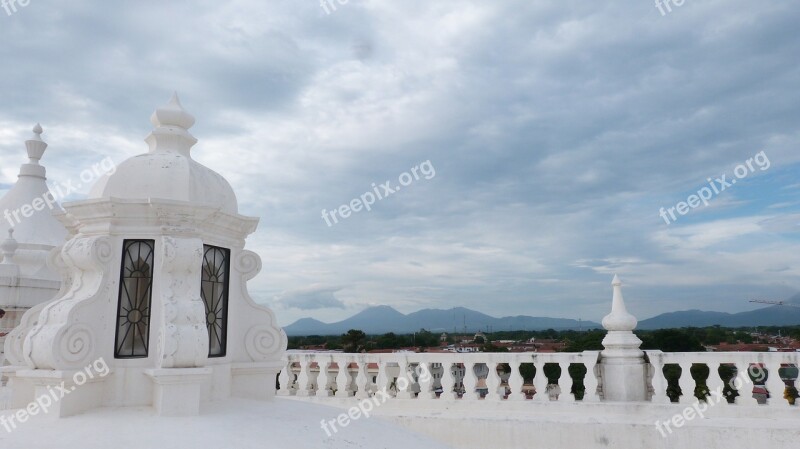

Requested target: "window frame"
[
  {"left": 114, "top": 239, "right": 156, "bottom": 359},
  {"left": 201, "top": 244, "right": 231, "bottom": 358}
]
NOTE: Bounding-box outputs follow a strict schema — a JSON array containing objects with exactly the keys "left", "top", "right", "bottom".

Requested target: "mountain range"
[
  {"left": 285, "top": 305, "right": 600, "bottom": 336},
  {"left": 284, "top": 294, "right": 800, "bottom": 336},
  {"left": 637, "top": 293, "right": 800, "bottom": 329}
]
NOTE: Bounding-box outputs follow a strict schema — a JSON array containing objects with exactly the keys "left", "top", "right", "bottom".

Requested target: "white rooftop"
[{"left": 0, "top": 397, "right": 454, "bottom": 449}]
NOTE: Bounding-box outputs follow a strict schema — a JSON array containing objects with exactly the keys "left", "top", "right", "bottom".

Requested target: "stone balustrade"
[
  {"left": 279, "top": 350, "right": 800, "bottom": 407},
  {"left": 278, "top": 351, "right": 597, "bottom": 402},
  {"left": 645, "top": 350, "right": 800, "bottom": 406}
]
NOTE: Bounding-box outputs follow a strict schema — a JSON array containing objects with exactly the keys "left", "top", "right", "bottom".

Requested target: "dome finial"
[
  {"left": 25, "top": 123, "right": 48, "bottom": 164},
  {"left": 150, "top": 91, "right": 196, "bottom": 130},
  {"left": 145, "top": 92, "right": 198, "bottom": 155}
]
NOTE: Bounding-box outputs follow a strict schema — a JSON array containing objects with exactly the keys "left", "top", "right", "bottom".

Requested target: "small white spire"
[
  {"left": 1, "top": 228, "right": 19, "bottom": 264},
  {"left": 601, "top": 274, "right": 638, "bottom": 332},
  {"left": 25, "top": 123, "right": 48, "bottom": 164}
]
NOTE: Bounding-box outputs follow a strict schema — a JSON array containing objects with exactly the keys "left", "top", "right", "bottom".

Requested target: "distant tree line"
[{"left": 288, "top": 326, "right": 800, "bottom": 353}]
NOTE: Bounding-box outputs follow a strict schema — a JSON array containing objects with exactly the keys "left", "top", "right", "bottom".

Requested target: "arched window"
[
  {"left": 202, "top": 245, "right": 230, "bottom": 357},
  {"left": 114, "top": 240, "right": 155, "bottom": 358}
]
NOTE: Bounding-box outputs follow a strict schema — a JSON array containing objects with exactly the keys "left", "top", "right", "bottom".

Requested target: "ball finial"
[{"left": 26, "top": 122, "right": 48, "bottom": 163}]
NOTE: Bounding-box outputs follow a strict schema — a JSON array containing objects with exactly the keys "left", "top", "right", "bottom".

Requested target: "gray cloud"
[
  {"left": 1, "top": 0, "right": 799, "bottom": 326},
  {"left": 274, "top": 285, "right": 346, "bottom": 311}
]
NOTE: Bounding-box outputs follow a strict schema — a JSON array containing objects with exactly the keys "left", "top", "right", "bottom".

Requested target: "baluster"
[
  {"left": 533, "top": 358, "right": 548, "bottom": 402},
  {"left": 296, "top": 357, "right": 312, "bottom": 397},
  {"left": 395, "top": 358, "right": 414, "bottom": 399},
  {"left": 733, "top": 361, "right": 758, "bottom": 406},
  {"left": 766, "top": 360, "right": 789, "bottom": 408},
  {"left": 705, "top": 362, "right": 724, "bottom": 405},
  {"left": 582, "top": 352, "right": 600, "bottom": 402},
  {"left": 485, "top": 361, "right": 502, "bottom": 401},
  {"left": 463, "top": 361, "right": 479, "bottom": 400},
  {"left": 375, "top": 360, "right": 389, "bottom": 396},
  {"left": 507, "top": 360, "right": 525, "bottom": 401},
  {"left": 316, "top": 358, "right": 333, "bottom": 397},
  {"left": 277, "top": 359, "right": 294, "bottom": 396},
  {"left": 335, "top": 357, "right": 353, "bottom": 398},
  {"left": 417, "top": 361, "right": 436, "bottom": 400},
  {"left": 355, "top": 357, "right": 370, "bottom": 399},
  {"left": 792, "top": 359, "right": 800, "bottom": 406},
  {"left": 557, "top": 362, "right": 574, "bottom": 403},
  {"left": 440, "top": 361, "right": 457, "bottom": 401},
  {"left": 678, "top": 362, "right": 695, "bottom": 404},
  {"left": 646, "top": 352, "right": 669, "bottom": 404}
]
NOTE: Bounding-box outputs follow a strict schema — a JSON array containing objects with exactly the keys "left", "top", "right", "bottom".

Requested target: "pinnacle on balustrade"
[{"left": 601, "top": 274, "right": 638, "bottom": 332}]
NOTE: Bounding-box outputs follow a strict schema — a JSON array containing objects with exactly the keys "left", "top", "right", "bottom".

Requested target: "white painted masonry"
[{"left": 2, "top": 94, "right": 287, "bottom": 417}]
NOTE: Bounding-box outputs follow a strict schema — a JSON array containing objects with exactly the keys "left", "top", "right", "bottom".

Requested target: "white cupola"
[
  {"left": 88, "top": 94, "right": 239, "bottom": 214},
  {"left": 4, "top": 95, "right": 287, "bottom": 417},
  {"left": 0, "top": 125, "right": 67, "bottom": 365}
]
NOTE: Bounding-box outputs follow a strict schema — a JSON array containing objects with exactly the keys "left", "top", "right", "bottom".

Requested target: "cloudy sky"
[{"left": 1, "top": 0, "right": 799, "bottom": 326}]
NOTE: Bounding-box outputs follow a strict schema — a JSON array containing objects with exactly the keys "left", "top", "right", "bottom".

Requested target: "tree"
[
  {"left": 481, "top": 343, "right": 508, "bottom": 353},
  {"left": 341, "top": 329, "right": 367, "bottom": 353},
  {"left": 563, "top": 330, "right": 605, "bottom": 352},
  {"left": 640, "top": 329, "right": 704, "bottom": 352},
  {"left": 414, "top": 329, "right": 439, "bottom": 348},
  {"left": 377, "top": 332, "right": 400, "bottom": 349}
]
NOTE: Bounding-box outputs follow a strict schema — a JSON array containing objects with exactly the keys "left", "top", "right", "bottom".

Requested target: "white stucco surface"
[{"left": 0, "top": 397, "right": 454, "bottom": 449}]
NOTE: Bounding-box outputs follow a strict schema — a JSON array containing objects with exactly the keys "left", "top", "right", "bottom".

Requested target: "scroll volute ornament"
[{"left": 24, "top": 236, "right": 113, "bottom": 370}]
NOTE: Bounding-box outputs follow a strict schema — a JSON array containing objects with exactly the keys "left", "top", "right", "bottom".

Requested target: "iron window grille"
[
  {"left": 202, "top": 245, "right": 230, "bottom": 357},
  {"left": 114, "top": 239, "right": 155, "bottom": 359}
]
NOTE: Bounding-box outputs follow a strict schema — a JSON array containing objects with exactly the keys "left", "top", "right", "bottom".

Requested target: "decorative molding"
[
  {"left": 156, "top": 236, "right": 208, "bottom": 368},
  {"left": 244, "top": 324, "right": 284, "bottom": 361},
  {"left": 58, "top": 324, "right": 94, "bottom": 365},
  {"left": 234, "top": 250, "right": 261, "bottom": 281},
  {"left": 234, "top": 250, "right": 287, "bottom": 362}
]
